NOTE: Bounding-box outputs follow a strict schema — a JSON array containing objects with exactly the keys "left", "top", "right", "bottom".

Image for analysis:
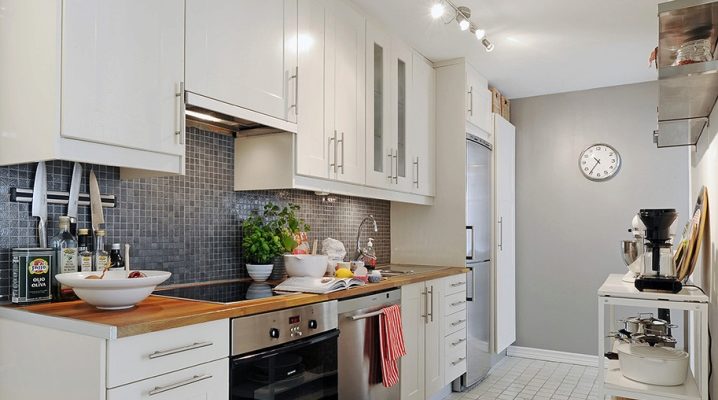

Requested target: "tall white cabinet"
[{"left": 0, "top": 0, "right": 186, "bottom": 175}]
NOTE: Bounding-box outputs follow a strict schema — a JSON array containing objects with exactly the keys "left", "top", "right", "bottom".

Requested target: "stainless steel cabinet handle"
[
  {"left": 421, "top": 288, "right": 428, "bottom": 323},
  {"left": 466, "top": 226, "right": 474, "bottom": 260},
  {"left": 350, "top": 309, "right": 384, "bottom": 320},
  {"left": 451, "top": 319, "right": 467, "bottom": 327},
  {"left": 392, "top": 149, "right": 399, "bottom": 183},
  {"left": 450, "top": 281, "right": 466, "bottom": 287},
  {"left": 329, "top": 134, "right": 337, "bottom": 173},
  {"left": 148, "top": 374, "right": 212, "bottom": 396},
  {"left": 175, "top": 81, "right": 185, "bottom": 145},
  {"left": 451, "top": 356, "right": 467, "bottom": 366},
  {"left": 428, "top": 285, "right": 434, "bottom": 322},
  {"left": 148, "top": 341, "right": 213, "bottom": 360},
  {"left": 500, "top": 217, "right": 505, "bottom": 250},
  {"left": 451, "top": 337, "right": 467, "bottom": 346},
  {"left": 387, "top": 151, "right": 394, "bottom": 182},
  {"left": 290, "top": 66, "right": 299, "bottom": 115},
  {"left": 451, "top": 300, "right": 466, "bottom": 307},
  {"left": 413, "top": 157, "right": 419, "bottom": 188},
  {"left": 337, "top": 131, "right": 345, "bottom": 174},
  {"left": 469, "top": 86, "right": 474, "bottom": 116}
]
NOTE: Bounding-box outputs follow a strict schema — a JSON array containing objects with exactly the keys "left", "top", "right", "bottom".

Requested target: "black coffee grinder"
[{"left": 634, "top": 209, "right": 683, "bottom": 293}]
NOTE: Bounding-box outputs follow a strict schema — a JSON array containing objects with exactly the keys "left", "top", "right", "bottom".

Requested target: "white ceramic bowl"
[
  {"left": 246, "top": 264, "right": 273, "bottom": 282},
  {"left": 55, "top": 270, "right": 171, "bottom": 310},
  {"left": 284, "top": 254, "right": 328, "bottom": 278}
]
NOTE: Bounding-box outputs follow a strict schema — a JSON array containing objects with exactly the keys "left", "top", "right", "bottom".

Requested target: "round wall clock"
[{"left": 578, "top": 144, "right": 621, "bottom": 181}]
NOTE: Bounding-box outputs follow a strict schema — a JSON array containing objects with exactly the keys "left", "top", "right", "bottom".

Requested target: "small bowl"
[
  {"left": 246, "top": 264, "right": 274, "bottom": 282},
  {"left": 55, "top": 270, "right": 171, "bottom": 310}
]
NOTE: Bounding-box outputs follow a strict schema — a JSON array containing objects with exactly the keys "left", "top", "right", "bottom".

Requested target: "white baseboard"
[{"left": 507, "top": 346, "right": 599, "bottom": 367}]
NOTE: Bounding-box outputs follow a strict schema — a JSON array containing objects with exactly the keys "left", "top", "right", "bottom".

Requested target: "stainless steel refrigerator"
[{"left": 454, "top": 133, "right": 494, "bottom": 391}]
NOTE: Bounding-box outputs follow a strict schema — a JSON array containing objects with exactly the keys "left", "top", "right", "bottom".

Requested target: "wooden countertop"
[{"left": 0, "top": 265, "right": 466, "bottom": 339}]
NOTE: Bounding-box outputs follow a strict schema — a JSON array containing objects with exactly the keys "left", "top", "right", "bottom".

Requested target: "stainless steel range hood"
[{"left": 655, "top": 0, "right": 718, "bottom": 148}]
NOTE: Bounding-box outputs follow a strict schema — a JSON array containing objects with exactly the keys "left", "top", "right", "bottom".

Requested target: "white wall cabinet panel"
[
  {"left": 61, "top": 0, "right": 185, "bottom": 157},
  {"left": 494, "top": 114, "right": 516, "bottom": 354},
  {"left": 186, "top": 0, "right": 298, "bottom": 123},
  {"left": 466, "top": 64, "right": 491, "bottom": 134},
  {"left": 410, "top": 53, "right": 436, "bottom": 196}
]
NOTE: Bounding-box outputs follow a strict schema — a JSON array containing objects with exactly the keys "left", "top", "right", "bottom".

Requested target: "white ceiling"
[{"left": 351, "top": 0, "right": 662, "bottom": 99}]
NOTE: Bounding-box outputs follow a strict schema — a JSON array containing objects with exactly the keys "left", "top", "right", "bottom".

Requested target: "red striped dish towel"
[{"left": 378, "top": 304, "right": 406, "bottom": 387}]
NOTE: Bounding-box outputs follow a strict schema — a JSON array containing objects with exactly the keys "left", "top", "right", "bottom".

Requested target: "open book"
[{"left": 274, "top": 276, "right": 366, "bottom": 294}]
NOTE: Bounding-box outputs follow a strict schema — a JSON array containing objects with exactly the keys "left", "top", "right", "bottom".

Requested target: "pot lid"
[{"left": 617, "top": 343, "right": 689, "bottom": 360}]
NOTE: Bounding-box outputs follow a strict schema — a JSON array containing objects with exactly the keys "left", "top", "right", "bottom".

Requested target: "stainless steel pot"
[{"left": 620, "top": 313, "right": 677, "bottom": 336}]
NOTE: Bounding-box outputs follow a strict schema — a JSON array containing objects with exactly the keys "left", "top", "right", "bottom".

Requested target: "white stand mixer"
[{"left": 621, "top": 214, "right": 645, "bottom": 283}]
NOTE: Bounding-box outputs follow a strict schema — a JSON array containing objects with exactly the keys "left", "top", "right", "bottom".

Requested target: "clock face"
[{"left": 579, "top": 144, "right": 621, "bottom": 181}]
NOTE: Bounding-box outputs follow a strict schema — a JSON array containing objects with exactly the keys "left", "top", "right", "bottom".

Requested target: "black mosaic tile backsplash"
[{"left": 0, "top": 128, "right": 390, "bottom": 300}]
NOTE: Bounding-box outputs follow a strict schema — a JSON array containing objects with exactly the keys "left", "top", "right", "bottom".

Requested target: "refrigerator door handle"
[
  {"left": 465, "top": 266, "right": 474, "bottom": 301},
  {"left": 466, "top": 226, "right": 474, "bottom": 260}
]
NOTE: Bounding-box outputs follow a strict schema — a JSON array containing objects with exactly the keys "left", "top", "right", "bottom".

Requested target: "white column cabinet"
[
  {"left": 493, "top": 114, "right": 516, "bottom": 354},
  {"left": 409, "top": 52, "right": 436, "bottom": 196},
  {"left": 186, "top": 0, "right": 298, "bottom": 123},
  {"left": 466, "top": 64, "right": 492, "bottom": 136}
]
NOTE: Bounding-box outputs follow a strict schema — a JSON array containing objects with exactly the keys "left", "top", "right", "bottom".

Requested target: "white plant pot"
[{"left": 246, "top": 264, "right": 273, "bottom": 282}]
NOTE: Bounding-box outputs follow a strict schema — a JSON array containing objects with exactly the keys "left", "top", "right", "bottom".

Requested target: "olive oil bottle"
[{"left": 51, "top": 216, "right": 78, "bottom": 300}]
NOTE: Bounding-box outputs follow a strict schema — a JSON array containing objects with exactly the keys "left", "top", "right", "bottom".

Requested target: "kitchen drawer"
[
  {"left": 445, "top": 351, "right": 467, "bottom": 385},
  {"left": 444, "top": 308, "right": 467, "bottom": 336},
  {"left": 107, "top": 319, "right": 229, "bottom": 388},
  {"left": 443, "top": 274, "right": 467, "bottom": 295},
  {"left": 106, "top": 358, "right": 228, "bottom": 400},
  {"left": 443, "top": 291, "right": 467, "bottom": 316},
  {"left": 444, "top": 329, "right": 467, "bottom": 363}
]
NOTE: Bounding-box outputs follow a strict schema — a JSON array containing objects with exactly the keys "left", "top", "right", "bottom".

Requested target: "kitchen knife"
[
  {"left": 89, "top": 170, "right": 105, "bottom": 232},
  {"left": 31, "top": 161, "right": 48, "bottom": 248},
  {"left": 67, "top": 162, "right": 82, "bottom": 220}
]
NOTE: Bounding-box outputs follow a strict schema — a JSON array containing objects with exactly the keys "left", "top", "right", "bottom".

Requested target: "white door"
[
  {"left": 400, "top": 282, "right": 426, "bottom": 400},
  {"left": 365, "top": 22, "right": 394, "bottom": 189},
  {"left": 493, "top": 114, "right": 516, "bottom": 354},
  {"left": 409, "top": 52, "right": 435, "bottom": 196},
  {"left": 390, "top": 39, "right": 414, "bottom": 192},
  {"left": 185, "top": 0, "right": 298, "bottom": 122},
  {"left": 466, "top": 64, "right": 489, "bottom": 131},
  {"left": 327, "top": 0, "right": 365, "bottom": 185},
  {"left": 296, "top": 0, "right": 328, "bottom": 179},
  {"left": 61, "top": 0, "right": 184, "bottom": 156},
  {"left": 424, "top": 279, "right": 444, "bottom": 397}
]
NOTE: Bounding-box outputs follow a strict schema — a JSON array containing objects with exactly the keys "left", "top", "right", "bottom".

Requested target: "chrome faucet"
[{"left": 354, "top": 215, "right": 378, "bottom": 261}]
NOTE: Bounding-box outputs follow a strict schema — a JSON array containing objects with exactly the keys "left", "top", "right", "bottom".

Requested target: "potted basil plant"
[{"left": 242, "top": 209, "right": 284, "bottom": 282}]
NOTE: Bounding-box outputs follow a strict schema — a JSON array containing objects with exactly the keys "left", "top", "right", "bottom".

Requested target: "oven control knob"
[
  {"left": 269, "top": 328, "right": 280, "bottom": 339},
  {"left": 308, "top": 320, "right": 318, "bottom": 329}
]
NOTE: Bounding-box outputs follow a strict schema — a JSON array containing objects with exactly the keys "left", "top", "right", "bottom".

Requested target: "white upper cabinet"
[
  {"left": 409, "top": 53, "right": 436, "bottom": 196},
  {"left": 0, "top": 0, "right": 186, "bottom": 175},
  {"left": 466, "top": 64, "right": 492, "bottom": 136},
  {"left": 186, "top": 0, "right": 298, "bottom": 124},
  {"left": 62, "top": 0, "right": 185, "bottom": 157},
  {"left": 391, "top": 40, "right": 414, "bottom": 192},
  {"left": 366, "top": 22, "right": 393, "bottom": 189}
]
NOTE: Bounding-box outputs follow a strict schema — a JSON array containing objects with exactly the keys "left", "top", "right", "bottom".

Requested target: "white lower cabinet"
[
  {"left": 106, "top": 359, "right": 228, "bottom": 400},
  {"left": 401, "top": 275, "right": 467, "bottom": 399}
]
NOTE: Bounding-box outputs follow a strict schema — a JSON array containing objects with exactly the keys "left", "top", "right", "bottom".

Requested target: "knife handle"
[{"left": 38, "top": 219, "right": 47, "bottom": 248}]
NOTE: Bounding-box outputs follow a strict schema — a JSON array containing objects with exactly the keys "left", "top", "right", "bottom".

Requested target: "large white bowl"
[
  {"left": 284, "top": 254, "right": 328, "bottom": 278},
  {"left": 55, "top": 270, "right": 171, "bottom": 310}
]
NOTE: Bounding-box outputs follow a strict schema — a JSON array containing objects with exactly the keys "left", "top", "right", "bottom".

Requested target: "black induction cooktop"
[{"left": 152, "top": 280, "right": 279, "bottom": 303}]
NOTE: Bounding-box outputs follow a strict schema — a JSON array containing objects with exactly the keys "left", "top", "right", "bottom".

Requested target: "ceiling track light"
[{"left": 430, "top": 0, "right": 495, "bottom": 52}]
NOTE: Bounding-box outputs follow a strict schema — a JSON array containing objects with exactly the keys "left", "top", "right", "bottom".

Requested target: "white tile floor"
[{"left": 444, "top": 357, "right": 600, "bottom": 400}]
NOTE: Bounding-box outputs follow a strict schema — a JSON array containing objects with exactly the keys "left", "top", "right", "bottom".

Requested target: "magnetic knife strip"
[{"left": 10, "top": 188, "right": 117, "bottom": 208}]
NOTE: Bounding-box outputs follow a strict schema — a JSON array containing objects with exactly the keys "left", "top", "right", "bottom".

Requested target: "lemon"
[{"left": 335, "top": 268, "right": 354, "bottom": 278}]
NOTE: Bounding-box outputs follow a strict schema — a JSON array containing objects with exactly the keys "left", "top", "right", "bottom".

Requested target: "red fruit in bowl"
[{"left": 127, "top": 271, "right": 147, "bottom": 279}]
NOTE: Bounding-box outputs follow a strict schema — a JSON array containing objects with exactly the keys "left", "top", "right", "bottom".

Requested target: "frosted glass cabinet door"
[
  {"left": 61, "top": 0, "right": 185, "bottom": 156},
  {"left": 186, "top": 0, "right": 298, "bottom": 123},
  {"left": 390, "top": 40, "right": 414, "bottom": 193},
  {"left": 365, "top": 22, "right": 393, "bottom": 189}
]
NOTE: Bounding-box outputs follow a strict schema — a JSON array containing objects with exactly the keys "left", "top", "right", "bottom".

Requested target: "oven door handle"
[{"left": 232, "top": 329, "right": 339, "bottom": 364}]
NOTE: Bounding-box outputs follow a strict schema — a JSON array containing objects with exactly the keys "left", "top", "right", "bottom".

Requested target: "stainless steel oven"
[{"left": 230, "top": 301, "right": 339, "bottom": 400}]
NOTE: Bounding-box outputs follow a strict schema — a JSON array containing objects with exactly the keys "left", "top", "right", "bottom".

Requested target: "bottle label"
[
  {"left": 80, "top": 255, "right": 93, "bottom": 272},
  {"left": 95, "top": 255, "right": 109, "bottom": 271},
  {"left": 60, "top": 248, "right": 78, "bottom": 274}
]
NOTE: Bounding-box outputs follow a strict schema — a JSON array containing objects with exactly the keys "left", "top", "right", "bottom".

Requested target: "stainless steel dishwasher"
[{"left": 338, "top": 289, "right": 401, "bottom": 400}]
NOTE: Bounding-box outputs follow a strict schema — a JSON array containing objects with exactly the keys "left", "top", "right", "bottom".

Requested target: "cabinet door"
[
  {"left": 365, "top": 22, "right": 394, "bottom": 189},
  {"left": 296, "top": 0, "right": 329, "bottom": 179},
  {"left": 327, "top": 0, "right": 366, "bottom": 185},
  {"left": 425, "top": 279, "right": 444, "bottom": 397},
  {"left": 186, "top": 0, "right": 298, "bottom": 122},
  {"left": 61, "top": 0, "right": 184, "bottom": 157},
  {"left": 391, "top": 40, "right": 414, "bottom": 192},
  {"left": 409, "top": 53, "right": 435, "bottom": 196},
  {"left": 493, "top": 114, "right": 516, "bottom": 354},
  {"left": 400, "top": 282, "right": 426, "bottom": 400},
  {"left": 465, "top": 64, "right": 488, "bottom": 131}
]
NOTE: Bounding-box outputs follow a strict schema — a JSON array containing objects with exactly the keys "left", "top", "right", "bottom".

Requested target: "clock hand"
[
  {"left": 589, "top": 160, "right": 599, "bottom": 175},
  {"left": 594, "top": 157, "right": 601, "bottom": 164}
]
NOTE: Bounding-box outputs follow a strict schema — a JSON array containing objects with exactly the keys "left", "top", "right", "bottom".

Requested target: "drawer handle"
[
  {"left": 450, "top": 281, "right": 466, "bottom": 287},
  {"left": 451, "top": 338, "right": 467, "bottom": 346},
  {"left": 450, "top": 318, "right": 467, "bottom": 327},
  {"left": 450, "top": 300, "right": 466, "bottom": 307},
  {"left": 148, "top": 374, "right": 212, "bottom": 396},
  {"left": 148, "top": 341, "right": 213, "bottom": 359},
  {"left": 451, "top": 356, "right": 466, "bottom": 366}
]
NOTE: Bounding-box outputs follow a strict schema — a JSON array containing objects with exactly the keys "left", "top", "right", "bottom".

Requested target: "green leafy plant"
[{"left": 242, "top": 202, "right": 311, "bottom": 264}]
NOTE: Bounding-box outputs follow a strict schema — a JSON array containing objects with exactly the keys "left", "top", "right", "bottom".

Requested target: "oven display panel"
[{"left": 289, "top": 315, "right": 301, "bottom": 324}]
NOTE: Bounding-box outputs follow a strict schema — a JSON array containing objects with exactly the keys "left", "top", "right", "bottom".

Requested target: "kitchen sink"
[{"left": 376, "top": 266, "right": 416, "bottom": 277}]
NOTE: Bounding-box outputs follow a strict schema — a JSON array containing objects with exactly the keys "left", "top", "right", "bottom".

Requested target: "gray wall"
[{"left": 511, "top": 81, "right": 690, "bottom": 355}]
